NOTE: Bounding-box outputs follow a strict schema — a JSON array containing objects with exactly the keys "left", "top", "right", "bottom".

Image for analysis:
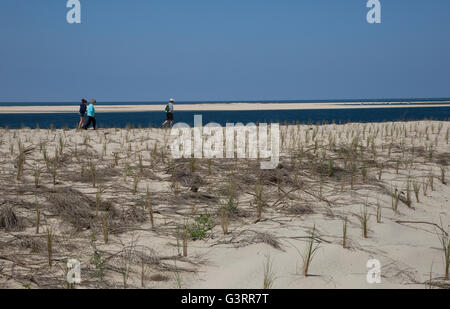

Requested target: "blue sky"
[{"left": 0, "top": 0, "right": 449, "bottom": 102}]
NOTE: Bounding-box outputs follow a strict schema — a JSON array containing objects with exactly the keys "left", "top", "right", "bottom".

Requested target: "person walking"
[
  {"left": 83, "top": 99, "right": 97, "bottom": 130},
  {"left": 161, "top": 98, "right": 174, "bottom": 128},
  {"left": 78, "top": 99, "right": 88, "bottom": 129}
]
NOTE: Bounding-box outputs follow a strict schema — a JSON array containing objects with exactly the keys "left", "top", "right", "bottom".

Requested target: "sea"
[{"left": 0, "top": 98, "right": 449, "bottom": 129}]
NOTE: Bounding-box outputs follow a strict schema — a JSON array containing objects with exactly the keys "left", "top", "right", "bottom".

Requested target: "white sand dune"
[{"left": 0, "top": 120, "right": 449, "bottom": 289}]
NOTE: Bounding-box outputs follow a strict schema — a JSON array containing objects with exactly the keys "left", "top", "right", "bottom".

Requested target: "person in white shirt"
[{"left": 161, "top": 98, "right": 175, "bottom": 128}]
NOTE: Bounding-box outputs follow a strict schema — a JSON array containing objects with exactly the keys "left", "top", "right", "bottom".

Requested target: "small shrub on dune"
[{"left": 188, "top": 214, "right": 215, "bottom": 240}]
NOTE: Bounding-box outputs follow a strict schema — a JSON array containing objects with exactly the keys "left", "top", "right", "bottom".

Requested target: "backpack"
[
  {"left": 165, "top": 104, "right": 170, "bottom": 113},
  {"left": 79, "top": 103, "right": 87, "bottom": 114}
]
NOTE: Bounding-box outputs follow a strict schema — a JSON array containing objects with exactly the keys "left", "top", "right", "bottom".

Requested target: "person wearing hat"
[{"left": 161, "top": 98, "right": 175, "bottom": 128}]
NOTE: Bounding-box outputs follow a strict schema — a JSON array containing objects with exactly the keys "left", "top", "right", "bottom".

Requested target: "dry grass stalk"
[
  {"left": 35, "top": 199, "right": 40, "bottom": 234},
  {"left": 220, "top": 207, "right": 229, "bottom": 235},
  {"left": 102, "top": 214, "right": 109, "bottom": 244},
  {"left": 46, "top": 227, "right": 53, "bottom": 267},
  {"left": 436, "top": 223, "right": 449, "bottom": 280},
  {"left": 342, "top": 217, "right": 348, "bottom": 248},
  {"left": 413, "top": 181, "right": 420, "bottom": 203},
  {"left": 133, "top": 172, "right": 140, "bottom": 194},
  {"left": 376, "top": 200, "right": 382, "bottom": 223},
  {"left": 182, "top": 226, "right": 188, "bottom": 257},
  {"left": 391, "top": 187, "right": 400, "bottom": 212},
  {"left": 95, "top": 184, "right": 104, "bottom": 217},
  {"left": 145, "top": 186, "right": 154, "bottom": 229},
  {"left": 33, "top": 165, "right": 41, "bottom": 188},
  {"left": 90, "top": 161, "right": 96, "bottom": 188}
]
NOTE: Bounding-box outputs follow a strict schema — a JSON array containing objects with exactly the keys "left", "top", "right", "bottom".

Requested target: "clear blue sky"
[{"left": 1, "top": 0, "right": 449, "bottom": 102}]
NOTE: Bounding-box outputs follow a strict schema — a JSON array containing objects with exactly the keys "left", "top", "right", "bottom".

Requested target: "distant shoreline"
[{"left": 1, "top": 101, "right": 450, "bottom": 114}]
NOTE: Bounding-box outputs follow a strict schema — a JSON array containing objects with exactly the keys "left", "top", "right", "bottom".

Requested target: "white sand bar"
[{"left": 1, "top": 102, "right": 450, "bottom": 114}]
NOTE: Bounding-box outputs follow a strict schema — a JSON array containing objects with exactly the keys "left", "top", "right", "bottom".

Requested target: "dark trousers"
[{"left": 83, "top": 116, "right": 96, "bottom": 130}]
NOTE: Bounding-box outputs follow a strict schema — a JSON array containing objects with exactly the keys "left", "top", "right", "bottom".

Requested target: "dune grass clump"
[
  {"left": 263, "top": 254, "right": 276, "bottom": 289},
  {"left": 182, "top": 226, "right": 188, "bottom": 257},
  {"left": 406, "top": 180, "right": 412, "bottom": 207},
  {"left": 0, "top": 205, "right": 19, "bottom": 231},
  {"left": 120, "top": 236, "right": 137, "bottom": 289},
  {"left": 220, "top": 207, "right": 229, "bottom": 235},
  {"left": 423, "top": 179, "right": 429, "bottom": 196},
  {"left": 46, "top": 227, "right": 53, "bottom": 267},
  {"left": 301, "top": 225, "right": 320, "bottom": 277},
  {"left": 413, "top": 181, "right": 420, "bottom": 203},
  {"left": 360, "top": 202, "right": 369, "bottom": 238},
  {"left": 436, "top": 226, "right": 449, "bottom": 280},
  {"left": 224, "top": 177, "right": 239, "bottom": 213},
  {"left": 440, "top": 166, "right": 446, "bottom": 185},
  {"left": 145, "top": 186, "right": 154, "bottom": 229},
  {"left": 90, "top": 161, "right": 96, "bottom": 188},
  {"left": 133, "top": 172, "right": 140, "bottom": 194},
  {"left": 377, "top": 163, "right": 383, "bottom": 180},
  {"left": 254, "top": 180, "right": 265, "bottom": 222},
  {"left": 391, "top": 187, "right": 400, "bottom": 212},
  {"left": 113, "top": 152, "right": 120, "bottom": 167},
  {"left": 35, "top": 199, "right": 40, "bottom": 234},
  {"left": 33, "top": 165, "right": 41, "bottom": 188},
  {"left": 49, "top": 158, "right": 58, "bottom": 186},
  {"left": 342, "top": 217, "right": 348, "bottom": 248},
  {"left": 95, "top": 184, "right": 104, "bottom": 217},
  {"left": 376, "top": 199, "right": 382, "bottom": 223},
  {"left": 102, "top": 214, "right": 109, "bottom": 244},
  {"left": 138, "top": 154, "right": 144, "bottom": 173},
  {"left": 16, "top": 141, "right": 26, "bottom": 180},
  {"left": 428, "top": 171, "right": 434, "bottom": 191}
]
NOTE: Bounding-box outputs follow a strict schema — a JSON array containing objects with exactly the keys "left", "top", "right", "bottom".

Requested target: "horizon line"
[{"left": 1, "top": 96, "right": 450, "bottom": 104}]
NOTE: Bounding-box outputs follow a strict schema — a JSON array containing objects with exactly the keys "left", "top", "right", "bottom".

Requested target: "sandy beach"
[
  {"left": 0, "top": 120, "right": 449, "bottom": 289},
  {"left": 1, "top": 102, "right": 450, "bottom": 114}
]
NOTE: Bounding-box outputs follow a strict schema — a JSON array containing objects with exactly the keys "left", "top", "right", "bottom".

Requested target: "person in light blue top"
[{"left": 83, "top": 99, "right": 97, "bottom": 130}]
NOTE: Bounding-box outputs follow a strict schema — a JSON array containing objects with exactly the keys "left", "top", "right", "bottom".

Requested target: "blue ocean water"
[
  {"left": 0, "top": 98, "right": 449, "bottom": 107},
  {"left": 0, "top": 106, "right": 449, "bottom": 129}
]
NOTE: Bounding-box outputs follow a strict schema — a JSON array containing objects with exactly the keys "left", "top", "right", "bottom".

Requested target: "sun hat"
[{"left": 169, "top": 98, "right": 174, "bottom": 102}]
